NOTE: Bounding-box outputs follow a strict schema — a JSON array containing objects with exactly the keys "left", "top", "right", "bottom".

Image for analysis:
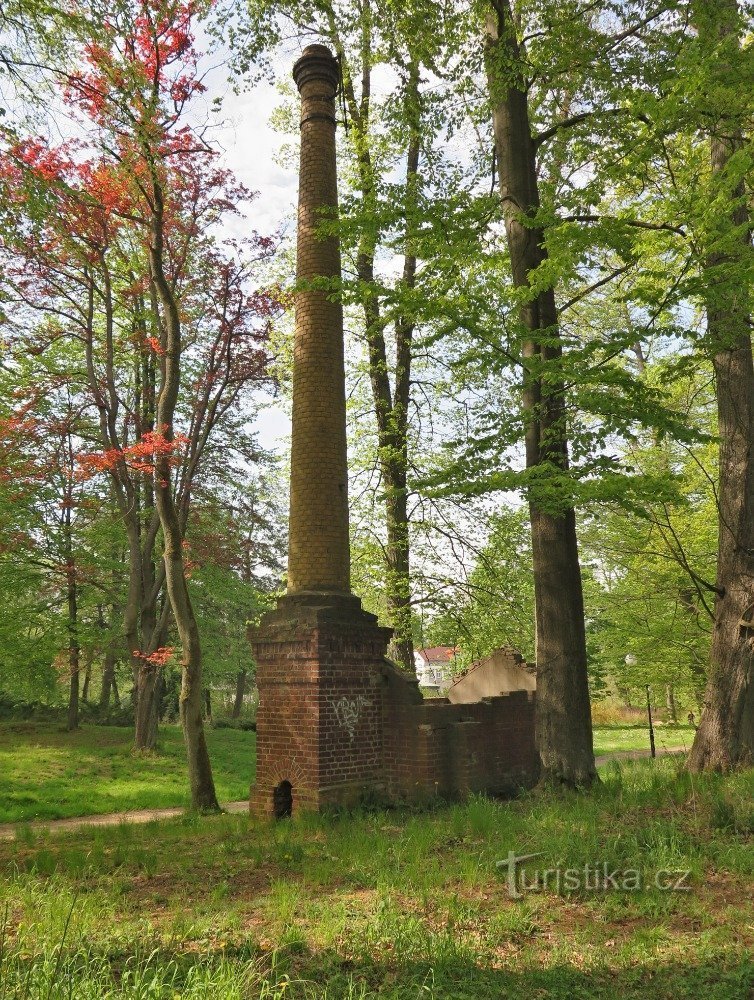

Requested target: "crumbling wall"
[{"left": 380, "top": 661, "right": 539, "bottom": 802}]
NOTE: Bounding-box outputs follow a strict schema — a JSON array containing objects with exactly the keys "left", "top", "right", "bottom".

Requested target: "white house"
[{"left": 413, "top": 646, "right": 458, "bottom": 691}]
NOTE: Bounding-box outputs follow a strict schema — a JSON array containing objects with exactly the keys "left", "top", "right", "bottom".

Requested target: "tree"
[
  {"left": 579, "top": 0, "right": 754, "bottom": 767},
  {"left": 0, "top": 344, "right": 111, "bottom": 720},
  {"left": 1, "top": 0, "right": 277, "bottom": 806},
  {"left": 687, "top": 0, "right": 754, "bottom": 769},
  {"left": 482, "top": 2, "right": 595, "bottom": 785}
]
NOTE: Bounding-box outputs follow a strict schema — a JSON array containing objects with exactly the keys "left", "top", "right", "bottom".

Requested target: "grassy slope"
[
  {"left": 0, "top": 722, "right": 694, "bottom": 825},
  {"left": 0, "top": 722, "right": 255, "bottom": 823},
  {"left": 0, "top": 759, "right": 751, "bottom": 998}
]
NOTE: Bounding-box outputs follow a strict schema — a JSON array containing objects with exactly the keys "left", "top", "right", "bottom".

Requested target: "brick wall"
[
  {"left": 379, "top": 661, "right": 539, "bottom": 802},
  {"left": 252, "top": 605, "right": 538, "bottom": 816}
]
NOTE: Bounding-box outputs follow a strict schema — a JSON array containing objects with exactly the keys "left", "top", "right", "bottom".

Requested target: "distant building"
[
  {"left": 413, "top": 646, "right": 458, "bottom": 691},
  {"left": 446, "top": 647, "right": 536, "bottom": 703}
]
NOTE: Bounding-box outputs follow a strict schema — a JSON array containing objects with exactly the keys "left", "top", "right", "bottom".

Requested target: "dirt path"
[{"left": 0, "top": 800, "right": 249, "bottom": 841}]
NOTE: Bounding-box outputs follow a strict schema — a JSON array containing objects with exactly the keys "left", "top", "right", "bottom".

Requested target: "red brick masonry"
[{"left": 250, "top": 594, "right": 539, "bottom": 817}]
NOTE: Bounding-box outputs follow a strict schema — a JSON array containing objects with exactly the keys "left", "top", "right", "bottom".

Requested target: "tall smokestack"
[
  {"left": 287, "top": 44, "right": 350, "bottom": 595},
  {"left": 249, "top": 45, "right": 391, "bottom": 818}
]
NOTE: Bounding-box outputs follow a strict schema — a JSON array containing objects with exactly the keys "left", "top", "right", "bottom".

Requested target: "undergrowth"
[{"left": 0, "top": 759, "right": 751, "bottom": 998}]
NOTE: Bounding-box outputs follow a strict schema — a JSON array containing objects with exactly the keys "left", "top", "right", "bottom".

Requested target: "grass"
[
  {"left": 592, "top": 724, "right": 695, "bottom": 757},
  {"left": 0, "top": 758, "right": 751, "bottom": 997},
  {"left": 0, "top": 722, "right": 694, "bottom": 826},
  {"left": 0, "top": 722, "right": 255, "bottom": 823}
]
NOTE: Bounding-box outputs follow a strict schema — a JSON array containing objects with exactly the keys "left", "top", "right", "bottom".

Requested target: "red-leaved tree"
[{"left": 0, "top": 0, "right": 277, "bottom": 807}]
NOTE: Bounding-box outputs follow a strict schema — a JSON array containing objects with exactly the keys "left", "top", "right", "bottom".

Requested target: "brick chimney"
[
  {"left": 249, "top": 45, "right": 392, "bottom": 818},
  {"left": 288, "top": 44, "right": 350, "bottom": 596}
]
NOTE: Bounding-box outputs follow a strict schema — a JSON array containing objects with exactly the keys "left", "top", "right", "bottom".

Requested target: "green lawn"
[
  {"left": 0, "top": 722, "right": 255, "bottom": 823},
  {"left": 593, "top": 724, "right": 695, "bottom": 757},
  {"left": 0, "top": 758, "right": 751, "bottom": 998}
]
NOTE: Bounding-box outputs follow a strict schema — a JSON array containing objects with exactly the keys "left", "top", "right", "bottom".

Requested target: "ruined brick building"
[{"left": 250, "top": 45, "right": 538, "bottom": 818}]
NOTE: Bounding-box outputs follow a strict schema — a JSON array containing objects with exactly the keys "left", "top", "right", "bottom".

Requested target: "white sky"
[{"left": 203, "top": 62, "right": 297, "bottom": 452}]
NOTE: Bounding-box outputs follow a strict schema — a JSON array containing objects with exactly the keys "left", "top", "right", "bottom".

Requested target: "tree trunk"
[
  {"left": 100, "top": 649, "right": 117, "bottom": 711},
  {"left": 132, "top": 540, "right": 164, "bottom": 748},
  {"left": 203, "top": 687, "right": 212, "bottom": 722},
  {"left": 665, "top": 684, "right": 677, "bottom": 724},
  {"left": 67, "top": 655, "right": 79, "bottom": 732},
  {"left": 689, "top": 0, "right": 754, "bottom": 771},
  {"left": 81, "top": 649, "right": 93, "bottom": 703},
  {"left": 385, "top": 471, "right": 413, "bottom": 669},
  {"left": 158, "top": 503, "right": 218, "bottom": 809},
  {"left": 150, "top": 189, "right": 219, "bottom": 812},
  {"left": 64, "top": 474, "right": 79, "bottom": 732},
  {"left": 337, "top": 41, "right": 419, "bottom": 670},
  {"left": 232, "top": 670, "right": 246, "bottom": 718},
  {"left": 485, "top": 2, "right": 595, "bottom": 786},
  {"left": 134, "top": 663, "right": 160, "bottom": 748},
  {"left": 381, "top": 71, "right": 420, "bottom": 672},
  {"left": 84, "top": 270, "right": 164, "bottom": 750}
]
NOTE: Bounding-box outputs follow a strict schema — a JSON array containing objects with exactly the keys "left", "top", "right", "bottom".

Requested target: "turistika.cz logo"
[{"left": 496, "top": 852, "right": 691, "bottom": 899}]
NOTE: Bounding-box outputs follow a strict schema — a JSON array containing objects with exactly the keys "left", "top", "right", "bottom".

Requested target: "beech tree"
[
  {"left": 686, "top": 0, "right": 754, "bottom": 769},
  {"left": 1, "top": 0, "right": 276, "bottom": 807},
  {"left": 549, "top": 0, "right": 754, "bottom": 767},
  {"left": 66, "top": 0, "right": 249, "bottom": 805},
  {"left": 481, "top": 2, "right": 595, "bottom": 785},
  {"left": 408, "top": 0, "right": 705, "bottom": 784}
]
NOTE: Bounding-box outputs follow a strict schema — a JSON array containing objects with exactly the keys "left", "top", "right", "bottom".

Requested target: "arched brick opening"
[{"left": 273, "top": 779, "right": 293, "bottom": 819}]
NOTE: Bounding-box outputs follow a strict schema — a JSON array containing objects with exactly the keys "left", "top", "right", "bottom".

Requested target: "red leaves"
[
  {"left": 12, "top": 138, "right": 72, "bottom": 182},
  {"left": 65, "top": 0, "right": 206, "bottom": 132},
  {"left": 0, "top": 410, "right": 45, "bottom": 488},
  {"left": 3, "top": 139, "right": 136, "bottom": 258},
  {"left": 78, "top": 428, "right": 189, "bottom": 479},
  {"left": 133, "top": 646, "right": 175, "bottom": 667},
  {"left": 145, "top": 335, "right": 166, "bottom": 356}
]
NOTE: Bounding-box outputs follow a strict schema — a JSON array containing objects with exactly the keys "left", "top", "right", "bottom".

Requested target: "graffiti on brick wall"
[{"left": 331, "top": 694, "right": 371, "bottom": 741}]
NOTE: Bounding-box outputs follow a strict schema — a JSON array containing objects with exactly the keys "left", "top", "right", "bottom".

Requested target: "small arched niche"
[{"left": 272, "top": 779, "right": 293, "bottom": 819}]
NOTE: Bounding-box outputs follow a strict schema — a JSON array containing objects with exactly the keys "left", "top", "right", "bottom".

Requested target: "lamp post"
[
  {"left": 645, "top": 684, "right": 656, "bottom": 759},
  {"left": 625, "top": 654, "right": 656, "bottom": 759}
]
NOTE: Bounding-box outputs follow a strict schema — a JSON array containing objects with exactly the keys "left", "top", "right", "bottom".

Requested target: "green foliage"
[
  {"left": 581, "top": 359, "right": 719, "bottom": 704},
  {"left": 423, "top": 505, "right": 535, "bottom": 663}
]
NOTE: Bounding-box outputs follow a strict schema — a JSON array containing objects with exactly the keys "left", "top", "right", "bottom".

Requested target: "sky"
[{"left": 212, "top": 74, "right": 296, "bottom": 452}]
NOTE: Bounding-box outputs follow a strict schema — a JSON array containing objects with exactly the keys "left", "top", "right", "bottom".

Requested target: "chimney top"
[{"left": 292, "top": 44, "right": 339, "bottom": 95}]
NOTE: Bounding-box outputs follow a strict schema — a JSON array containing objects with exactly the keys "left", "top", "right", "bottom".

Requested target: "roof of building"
[{"left": 414, "top": 646, "right": 458, "bottom": 665}]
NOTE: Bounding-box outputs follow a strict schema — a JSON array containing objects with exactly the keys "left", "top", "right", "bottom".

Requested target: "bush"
[
  {"left": 0, "top": 693, "right": 135, "bottom": 726},
  {"left": 0, "top": 694, "right": 63, "bottom": 722},
  {"left": 591, "top": 700, "right": 647, "bottom": 726},
  {"left": 212, "top": 717, "right": 256, "bottom": 732}
]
